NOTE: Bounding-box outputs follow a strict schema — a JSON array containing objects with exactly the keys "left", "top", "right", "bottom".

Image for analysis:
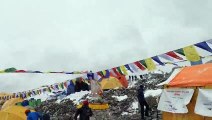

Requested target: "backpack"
[{"left": 82, "top": 107, "right": 92, "bottom": 117}]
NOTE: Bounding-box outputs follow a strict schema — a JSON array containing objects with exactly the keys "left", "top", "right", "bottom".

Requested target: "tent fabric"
[
  {"left": 100, "top": 77, "right": 123, "bottom": 90},
  {"left": 0, "top": 106, "right": 29, "bottom": 120},
  {"left": 168, "top": 63, "right": 212, "bottom": 87},
  {"left": 115, "top": 75, "right": 128, "bottom": 88},
  {"left": 1, "top": 98, "right": 23, "bottom": 110}
]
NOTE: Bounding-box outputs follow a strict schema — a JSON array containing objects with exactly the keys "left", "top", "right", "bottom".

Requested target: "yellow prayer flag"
[
  {"left": 145, "top": 58, "right": 156, "bottom": 71},
  {"left": 102, "top": 70, "right": 106, "bottom": 76},
  {"left": 26, "top": 93, "right": 29, "bottom": 98},
  {"left": 0, "top": 70, "right": 5, "bottom": 73},
  {"left": 120, "top": 65, "right": 128, "bottom": 75},
  {"left": 183, "top": 45, "right": 200, "bottom": 62}
]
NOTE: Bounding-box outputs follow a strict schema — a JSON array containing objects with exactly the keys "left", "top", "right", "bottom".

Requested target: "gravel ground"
[{"left": 35, "top": 73, "right": 169, "bottom": 120}]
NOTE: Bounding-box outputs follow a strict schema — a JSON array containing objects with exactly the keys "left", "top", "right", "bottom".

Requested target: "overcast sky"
[{"left": 0, "top": 0, "right": 212, "bottom": 92}]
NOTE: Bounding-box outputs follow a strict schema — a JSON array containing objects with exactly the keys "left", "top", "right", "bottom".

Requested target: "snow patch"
[
  {"left": 131, "top": 101, "right": 139, "bottom": 109},
  {"left": 146, "top": 79, "right": 156, "bottom": 84},
  {"left": 121, "top": 112, "right": 129, "bottom": 115},
  {"left": 27, "top": 93, "right": 50, "bottom": 102},
  {"left": 127, "top": 101, "right": 139, "bottom": 115},
  {"left": 144, "top": 89, "right": 162, "bottom": 98},
  {"left": 56, "top": 91, "right": 90, "bottom": 104},
  {"left": 112, "top": 95, "right": 128, "bottom": 101},
  {"left": 128, "top": 81, "right": 137, "bottom": 88}
]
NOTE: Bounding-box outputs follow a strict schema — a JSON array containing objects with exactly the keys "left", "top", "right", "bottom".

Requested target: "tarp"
[
  {"left": 0, "top": 106, "right": 28, "bottom": 120},
  {"left": 168, "top": 63, "right": 212, "bottom": 87},
  {"left": 1, "top": 98, "right": 23, "bottom": 110}
]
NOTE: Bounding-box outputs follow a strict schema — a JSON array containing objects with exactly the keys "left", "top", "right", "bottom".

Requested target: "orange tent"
[
  {"left": 168, "top": 63, "right": 212, "bottom": 87},
  {"left": 158, "top": 63, "right": 212, "bottom": 120},
  {"left": 114, "top": 75, "right": 128, "bottom": 88}
]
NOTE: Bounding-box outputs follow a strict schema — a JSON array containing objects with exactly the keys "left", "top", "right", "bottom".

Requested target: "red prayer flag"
[
  {"left": 166, "top": 51, "right": 183, "bottom": 60},
  {"left": 134, "top": 61, "right": 146, "bottom": 70},
  {"left": 112, "top": 68, "right": 121, "bottom": 76},
  {"left": 97, "top": 72, "right": 104, "bottom": 77}
]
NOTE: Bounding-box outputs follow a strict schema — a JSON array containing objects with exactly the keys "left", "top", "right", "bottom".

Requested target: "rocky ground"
[{"left": 35, "top": 73, "right": 169, "bottom": 120}]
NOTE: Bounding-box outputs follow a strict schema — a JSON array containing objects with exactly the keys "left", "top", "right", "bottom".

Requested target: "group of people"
[
  {"left": 67, "top": 79, "right": 90, "bottom": 95},
  {"left": 25, "top": 84, "right": 148, "bottom": 120}
]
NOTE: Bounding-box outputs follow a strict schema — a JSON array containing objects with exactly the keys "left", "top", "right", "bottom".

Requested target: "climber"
[
  {"left": 75, "top": 79, "right": 89, "bottom": 92},
  {"left": 25, "top": 109, "right": 42, "bottom": 120},
  {"left": 74, "top": 100, "right": 93, "bottom": 120},
  {"left": 137, "top": 85, "right": 149, "bottom": 119}
]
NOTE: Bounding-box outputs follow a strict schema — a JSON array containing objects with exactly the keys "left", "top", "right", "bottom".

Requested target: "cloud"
[{"left": 0, "top": 0, "right": 212, "bottom": 92}]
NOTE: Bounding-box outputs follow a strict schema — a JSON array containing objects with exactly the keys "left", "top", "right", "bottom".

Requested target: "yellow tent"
[
  {"left": 1, "top": 98, "right": 23, "bottom": 110},
  {"left": 100, "top": 77, "right": 123, "bottom": 90},
  {"left": 0, "top": 106, "right": 28, "bottom": 120}
]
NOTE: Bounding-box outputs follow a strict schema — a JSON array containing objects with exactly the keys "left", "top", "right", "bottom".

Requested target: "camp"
[{"left": 157, "top": 63, "right": 212, "bottom": 120}]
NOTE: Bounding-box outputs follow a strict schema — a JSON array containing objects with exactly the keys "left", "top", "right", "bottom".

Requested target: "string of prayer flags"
[
  {"left": 0, "top": 68, "right": 88, "bottom": 75},
  {"left": 1, "top": 39, "right": 212, "bottom": 100}
]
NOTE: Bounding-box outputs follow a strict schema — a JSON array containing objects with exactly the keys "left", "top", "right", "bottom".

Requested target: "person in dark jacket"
[
  {"left": 25, "top": 109, "right": 42, "bottom": 120},
  {"left": 75, "top": 80, "right": 89, "bottom": 92},
  {"left": 21, "top": 100, "right": 29, "bottom": 106},
  {"left": 67, "top": 81, "right": 75, "bottom": 95},
  {"left": 137, "top": 85, "right": 149, "bottom": 119},
  {"left": 74, "top": 100, "right": 93, "bottom": 120}
]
